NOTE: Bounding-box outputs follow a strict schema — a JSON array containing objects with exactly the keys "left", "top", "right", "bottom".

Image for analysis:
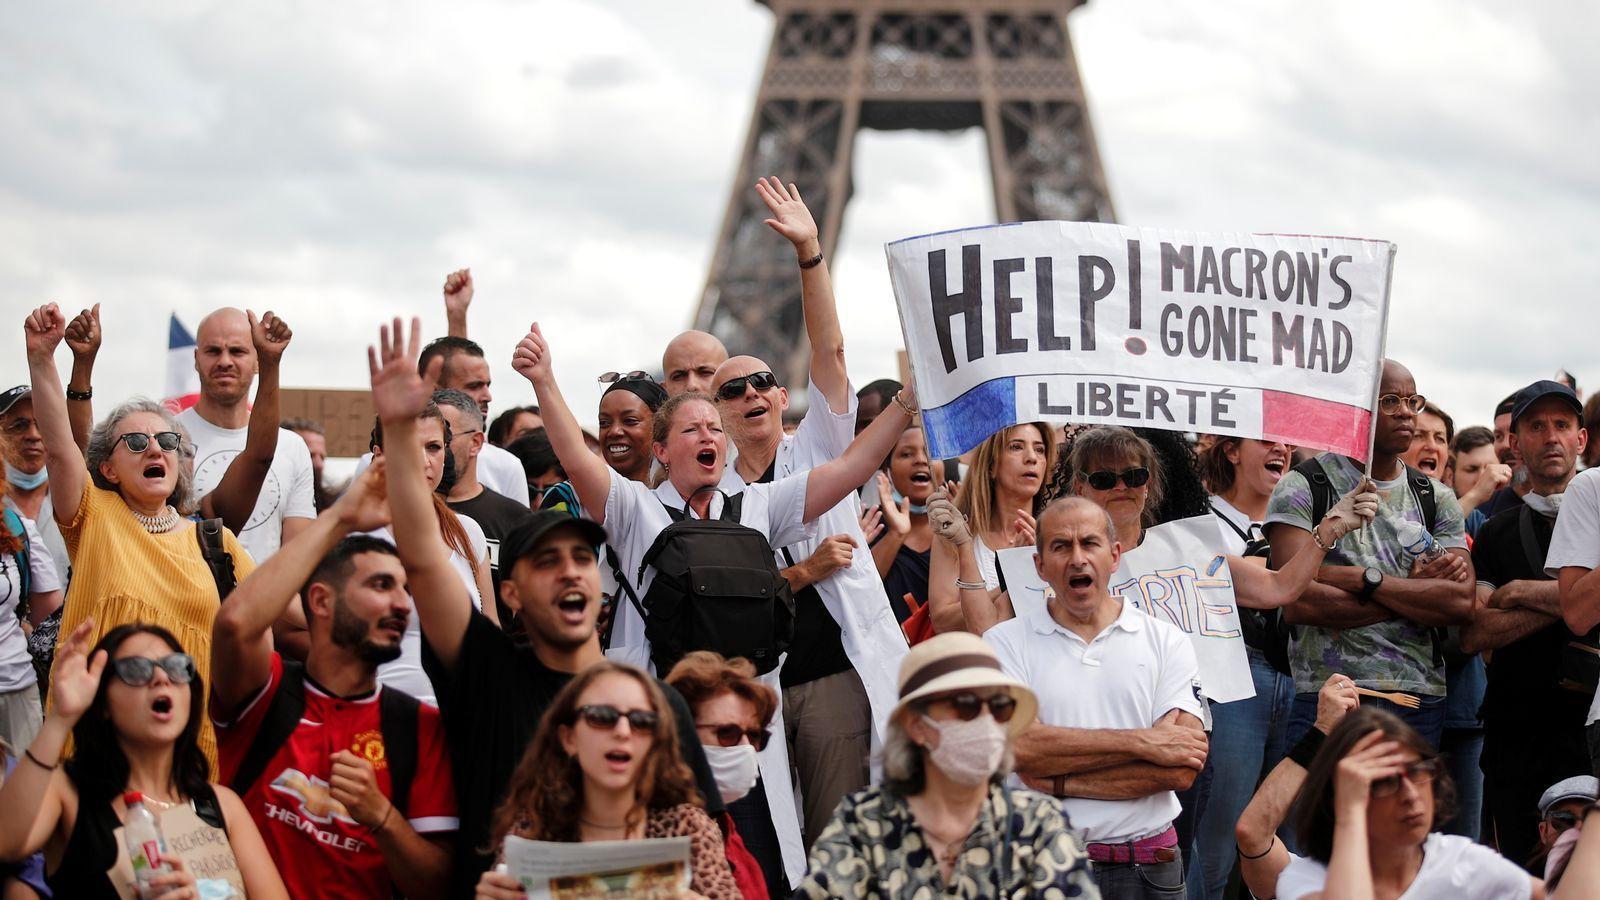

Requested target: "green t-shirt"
[{"left": 1265, "top": 453, "right": 1467, "bottom": 695}]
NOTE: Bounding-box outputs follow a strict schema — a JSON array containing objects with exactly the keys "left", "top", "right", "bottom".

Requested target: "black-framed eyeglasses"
[
  {"left": 923, "top": 691, "right": 1018, "bottom": 724},
  {"left": 1080, "top": 467, "right": 1151, "bottom": 491},
  {"left": 599, "top": 370, "right": 651, "bottom": 384},
  {"left": 1547, "top": 810, "right": 1582, "bottom": 833},
  {"left": 115, "top": 431, "right": 184, "bottom": 454},
  {"left": 3, "top": 417, "right": 37, "bottom": 435},
  {"left": 698, "top": 722, "right": 772, "bottom": 751},
  {"left": 715, "top": 371, "right": 778, "bottom": 402},
  {"left": 576, "top": 704, "right": 659, "bottom": 732},
  {"left": 1371, "top": 758, "right": 1438, "bottom": 797},
  {"left": 1378, "top": 393, "right": 1427, "bottom": 415},
  {"left": 111, "top": 653, "right": 196, "bottom": 687}
]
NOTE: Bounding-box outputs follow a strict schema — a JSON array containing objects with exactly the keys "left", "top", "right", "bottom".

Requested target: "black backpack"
[
  {"left": 1209, "top": 501, "right": 1295, "bottom": 678},
  {"left": 229, "top": 660, "right": 420, "bottom": 818},
  {"left": 626, "top": 489, "right": 795, "bottom": 676},
  {"left": 1285, "top": 457, "right": 1445, "bottom": 666}
]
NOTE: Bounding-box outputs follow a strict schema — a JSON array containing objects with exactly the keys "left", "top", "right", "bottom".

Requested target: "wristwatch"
[{"left": 1358, "top": 567, "right": 1383, "bottom": 604}]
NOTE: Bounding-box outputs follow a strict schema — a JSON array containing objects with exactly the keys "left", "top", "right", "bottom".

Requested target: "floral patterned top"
[{"left": 798, "top": 784, "right": 1098, "bottom": 899}]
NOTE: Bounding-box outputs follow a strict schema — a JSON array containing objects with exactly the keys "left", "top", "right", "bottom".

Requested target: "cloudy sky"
[{"left": 4, "top": 0, "right": 1596, "bottom": 447}]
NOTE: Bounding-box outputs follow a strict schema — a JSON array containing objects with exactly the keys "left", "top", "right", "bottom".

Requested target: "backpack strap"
[
  {"left": 378, "top": 687, "right": 419, "bottom": 819},
  {"left": 195, "top": 518, "right": 237, "bottom": 601},
  {"left": 3, "top": 509, "right": 28, "bottom": 615},
  {"left": 1404, "top": 465, "right": 1438, "bottom": 535},
  {"left": 1517, "top": 504, "right": 1546, "bottom": 579},
  {"left": 191, "top": 783, "right": 229, "bottom": 833},
  {"left": 1208, "top": 499, "right": 1257, "bottom": 545},
  {"left": 604, "top": 545, "right": 646, "bottom": 648},
  {"left": 1290, "top": 458, "right": 1336, "bottom": 528},
  {"left": 229, "top": 661, "right": 308, "bottom": 797}
]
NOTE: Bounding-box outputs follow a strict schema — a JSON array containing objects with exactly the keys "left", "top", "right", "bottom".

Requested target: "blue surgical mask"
[
  {"left": 891, "top": 484, "right": 928, "bottom": 516},
  {"left": 5, "top": 463, "right": 45, "bottom": 491}
]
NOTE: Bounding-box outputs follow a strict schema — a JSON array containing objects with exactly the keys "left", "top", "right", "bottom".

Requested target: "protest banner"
[
  {"left": 110, "top": 804, "right": 245, "bottom": 899},
  {"left": 994, "top": 513, "right": 1253, "bottom": 703},
  {"left": 886, "top": 222, "right": 1396, "bottom": 460},
  {"left": 502, "top": 835, "right": 690, "bottom": 900}
]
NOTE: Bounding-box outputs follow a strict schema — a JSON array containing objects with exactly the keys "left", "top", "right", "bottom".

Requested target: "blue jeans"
[
  {"left": 1188, "top": 647, "right": 1294, "bottom": 900},
  {"left": 1441, "top": 728, "right": 1484, "bottom": 840},
  {"left": 1286, "top": 689, "right": 1446, "bottom": 751}
]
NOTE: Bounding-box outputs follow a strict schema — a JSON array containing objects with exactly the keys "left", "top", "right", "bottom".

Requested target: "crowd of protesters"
[{"left": 1, "top": 178, "right": 1598, "bottom": 900}]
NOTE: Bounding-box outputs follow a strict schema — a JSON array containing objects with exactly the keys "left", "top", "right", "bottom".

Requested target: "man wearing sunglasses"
[
  {"left": 1537, "top": 776, "right": 1598, "bottom": 874},
  {"left": 209, "top": 463, "right": 457, "bottom": 900},
  {"left": 987, "top": 496, "right": 1206, "bottom": 898},
  {"left": 709, "top": 176, "right": 909, "bottom": 854},
  {"left": 1267, "top": 359, "right": 1475, "bottom": 752}
]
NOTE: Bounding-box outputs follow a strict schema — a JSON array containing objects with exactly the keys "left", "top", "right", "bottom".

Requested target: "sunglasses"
[
  {"left": 111, "top": 653, "right": 196, "bottom": 687},
  {"left": 1080, "top": 467, "right": 1151, "bottom": 491},
  {"left": 715, "top": 371, "right": 778, "bottom": 402},
  {"left": 599, "top": 370, "right": 651, "bottom": 384},
  {"left": 1548, "top": 810, "right": 1582, "bottom": 833},
  {"left": 1371, "top": 758, "right": 1438, "bottom": 798},
  {"left": 924, "top": 691, "right": 1018, "bottom": 724},
  {"left": 576, "top": 704, "right": 659, "bottom": 732},
  {"left": 115, "top": 431, "right": 184, "bottom": 454},
  {"left": 1378, "top": 393, "right": 1427, "bottom": 415},
  {"left": 698, "top": 723, "right": 772, "bottom": 751}
]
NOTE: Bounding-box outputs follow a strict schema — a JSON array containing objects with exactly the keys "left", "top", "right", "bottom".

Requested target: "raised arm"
[
  {"left": 370, "top": 317, "right": 477, "bottom": 670},
  {"left": 926, "top": 488, "right": 1010, "bottom": 633},
  {"left": 756, "top": 177, "right": 847, "bottom": 412},
  {"left": 1234, "top": 482, "right": 1378, "bottom": 610},
  {"left": 22, "top": 304, "right": 84, "bottom": 526},
  {"left": 201, "top": 310, "right": 291, "bottom": 532},
  {"left": 512, "top": 323, "right": 614, "bottom": 523},
  {"left": 62, "top": 303, "right": 100, "bottom": 454},
  {"left": 210, "top": 462, "right": 389, "bottom": 719},
  {"left": 802, "top": 385, "right": 917, "bottom": 522},
  {"left": 443, "top": 268, "right": 472, "bottom": 339}
]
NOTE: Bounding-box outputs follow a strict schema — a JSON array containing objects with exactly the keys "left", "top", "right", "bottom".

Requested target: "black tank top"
[{"left": 48, "top": 778, "right": 227, "bottom": 899}]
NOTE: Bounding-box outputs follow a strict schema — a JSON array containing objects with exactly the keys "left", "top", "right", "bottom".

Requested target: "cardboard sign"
[
  {"left": 110, "top": 803, "right": 245, "bottom": 899},
  {"left": 887, "top": 221, "right": 1396, "bottom": 459},
  {"left": 279, "top": 388, "right": 376, "bottom": 458}
]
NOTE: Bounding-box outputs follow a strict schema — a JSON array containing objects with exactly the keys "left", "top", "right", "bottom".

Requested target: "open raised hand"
[
  {"left": 63, "top": 303, "right": 101, "bottom": 361},
  {"left": 250, "top": 309, "right": 293, "bottom": 367},
  {"left": 876, "top": 472, "right": 912, "bottom": 536},
  {"left": 333, "top": 458, "right": 392, "bottom": 533},
  {"left": 755, "top": 176, "right": 819, "bottom": 252},
  {"left": 49, "top": 618, "right": 106, "bottom": 724},
  {"left": 368, "top": 316, "right": 442, "bottom": 423}
]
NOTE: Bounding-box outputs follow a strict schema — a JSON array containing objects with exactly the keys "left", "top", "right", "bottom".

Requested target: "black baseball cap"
[
  {"left": 1510, "top": 379, "right": 1583, "bottom": 430},
  {"left": 499, "top": 510, "right": 607, "bottom": 570},
  {"left": 0, "top": 385, "right": 30, "bottom": 416}
]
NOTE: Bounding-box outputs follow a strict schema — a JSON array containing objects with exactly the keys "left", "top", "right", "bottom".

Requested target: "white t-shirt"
[
  {"left": 4, "top": 495, "right": 69, "bottom": 587},
  {"left": 1275, "top": 832, "right": 1531, "bottom": 900},
  {"left": 0, "top": 515, "right": 62, "bottom": 691},
  {"left": 985, "top": 599, "right": 1203, "bottom": 843},
  {"left": 1208, "top": 494, "right": 1262, "bottom": 555},
  {"left": 353, "top": 443, "right": 530, "bottom": 509},
  {"left": 367, "top": 520, "right": 487, "bottom": 706},
  {"left": 179, "top": 409, "right": 317, "bottom": 563},
  {"left": 602, "top": 470, "right": 811, "bottom": 668},
  {"left": 1545, "top": 467, "right": 1600, "bottom": 725}
]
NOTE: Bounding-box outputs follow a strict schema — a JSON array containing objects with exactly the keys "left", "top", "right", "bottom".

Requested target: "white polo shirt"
[
  {"left": 986, "top": 598, "right": 1204, "bottom": 843},
  {"left": 718, "top": 381, "right": 909, "bottom": 751}
]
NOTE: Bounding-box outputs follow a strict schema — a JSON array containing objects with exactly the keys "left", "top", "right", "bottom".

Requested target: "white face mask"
[
  {"left": 921, "top": 714, "right": 1007, "bottom": 786},
  {"left": 4, "top": 462, "right": 45, "bottom": 491},
  {"left": 703, "top": 743, "right": 759, "bottom": 805},
  {"left": 1524, "top": 491, "right": 1564, "bottom": 519}
]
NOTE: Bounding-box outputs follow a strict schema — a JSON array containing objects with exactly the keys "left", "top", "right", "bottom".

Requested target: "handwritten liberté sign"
[{"left": 886, "top": 222, "right": 1396, "bottom": 460}]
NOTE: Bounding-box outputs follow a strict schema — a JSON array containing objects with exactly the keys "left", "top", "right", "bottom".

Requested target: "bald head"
[
  {"left": 1036, "top": 496, "right": 1116, "bottom": 554},
  {"left": 662, "top": 331, "right": 728, "bottom": 397},
  {"left": 194, "top": 307, "right": 256, "bottom": 407}
]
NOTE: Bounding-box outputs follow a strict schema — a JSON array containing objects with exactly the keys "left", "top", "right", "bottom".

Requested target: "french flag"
[{"left": 162, "top": 313, "right": 200, "bottom": 414}]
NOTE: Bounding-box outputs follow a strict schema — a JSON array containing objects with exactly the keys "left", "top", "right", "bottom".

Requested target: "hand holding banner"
[{"left": 887, "top": 221, "right": 1395, "bottom": 461}]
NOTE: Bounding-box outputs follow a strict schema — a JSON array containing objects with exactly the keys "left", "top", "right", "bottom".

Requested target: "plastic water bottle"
[
  {"left": 1397, "top": 521, "right": 1446, "bottom": 565},
  {"left": 123, "top": 791, "right": 170, "bottom": 897}
]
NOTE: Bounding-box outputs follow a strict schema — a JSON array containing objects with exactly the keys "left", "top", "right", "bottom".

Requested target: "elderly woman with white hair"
[
  {"left": 798, "top": 632, "right": 1098, "bottom": 898},
  {"left": 23, "top": 304, "right": 257, "bottom": 763}
]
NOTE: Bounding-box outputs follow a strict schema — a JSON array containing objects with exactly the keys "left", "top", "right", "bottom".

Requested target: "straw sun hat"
[{"left": 891, "top": 632, "right": 1038, "bottom": 738}]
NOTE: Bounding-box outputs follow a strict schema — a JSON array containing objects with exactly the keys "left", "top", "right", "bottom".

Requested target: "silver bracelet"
[
  {"left": 893, "top": 390, "right": 919, "bottom": 415},
  {"left": 955, "top": 578, "right": 988, "bottom": 591}
]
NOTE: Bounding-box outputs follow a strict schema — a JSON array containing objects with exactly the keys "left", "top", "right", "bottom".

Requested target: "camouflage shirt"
[{"left": 1265, "top": 453, "right": 1467, "bottom": 696}]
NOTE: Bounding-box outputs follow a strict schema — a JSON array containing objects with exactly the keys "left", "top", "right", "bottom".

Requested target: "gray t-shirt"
[{"left": 1265, "top": 453, "right": 1467, "bottom": 695}]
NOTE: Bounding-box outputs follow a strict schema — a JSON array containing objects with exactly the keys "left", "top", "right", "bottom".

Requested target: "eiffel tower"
[{"left": 694, "top": 0, "right": 1116, "bottom": 391}]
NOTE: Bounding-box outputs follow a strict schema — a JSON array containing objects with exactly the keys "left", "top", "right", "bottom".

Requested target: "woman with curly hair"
[
  {"left": 23, "top": 304, "right": 258, "bottom": 764},
  {"left": 475, "top": 661, "right": 739, "bottom": 900}
]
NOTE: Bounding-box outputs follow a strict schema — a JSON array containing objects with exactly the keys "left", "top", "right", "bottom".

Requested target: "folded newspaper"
[{"left": 503, "top": 835, "right": 691, "bottom": 899}]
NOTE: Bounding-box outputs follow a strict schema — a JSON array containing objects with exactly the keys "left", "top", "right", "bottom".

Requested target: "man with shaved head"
[
  {"left": 1266, "top": 358, "right": 1474, "bottom": 750},
  {"left": 709, "top": 178, "right": 910, "bottom": 872},
  {"left": 178, "top": 307, "right": 317, "bottom": 561},
  {"left": 986, "top": 496, "right": 1206, "bottom": 897},
  {"left": 661, "top": 329, "right": 728, "bottom": 397}
]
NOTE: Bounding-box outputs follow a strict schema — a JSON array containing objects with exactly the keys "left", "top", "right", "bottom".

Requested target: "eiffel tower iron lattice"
[{"left": 695, "top": 0, "right": 1116, "bottom": 394}]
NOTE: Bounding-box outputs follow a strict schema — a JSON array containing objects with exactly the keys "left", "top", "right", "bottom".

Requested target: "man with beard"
[
  {"left": 433, "top": 388, "right": 528, "bottom": 625},
  {"left": 366, "top": 316, "right": 721, "bottom": 897},
  {"left": 210, "top": 463, "right": 456, "bottom": 900},
  {"left": 1482, "top": 392, "right": 1533, "bottom": 519},
  {"left": 1267, "top": 359, "right": 1475, "bottom": 749}
]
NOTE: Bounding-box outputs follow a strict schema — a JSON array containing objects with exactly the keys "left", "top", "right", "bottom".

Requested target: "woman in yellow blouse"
[{"left": 24, "top": 303, "right": 256, "bottom": 764}]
